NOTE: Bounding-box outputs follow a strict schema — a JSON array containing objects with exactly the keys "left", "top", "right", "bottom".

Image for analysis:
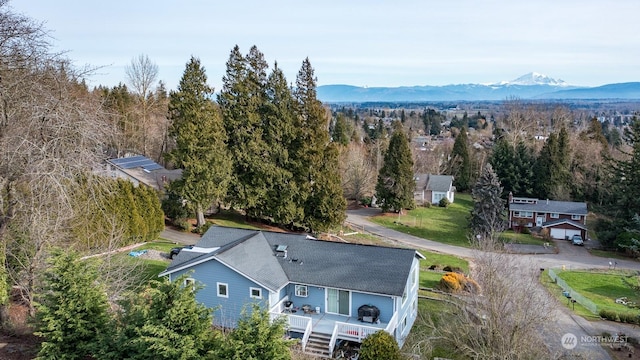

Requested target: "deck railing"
[
  {"left": 328, "top": 321, "right": 387, "bottom": 356},
  {"left": 270, "top": 311, "right": 313, "bottom": 351},
  {"left": 385, "top": 311, "right": 398, "bottom": 333},
  {"left": 301, "top": 317, "right": 313, "bottom": 352}
]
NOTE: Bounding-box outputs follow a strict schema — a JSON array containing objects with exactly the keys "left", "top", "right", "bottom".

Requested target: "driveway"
[
  {"left": 160, "top": 228, "right": 200, "bottom": 245},
  {"left": 346, "top": 207, "right": 640, "bottom": 359}
]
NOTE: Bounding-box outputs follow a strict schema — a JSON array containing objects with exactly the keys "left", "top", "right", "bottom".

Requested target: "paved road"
[{"left": 346, "top": 207, "right": 640, "bottom": 359}]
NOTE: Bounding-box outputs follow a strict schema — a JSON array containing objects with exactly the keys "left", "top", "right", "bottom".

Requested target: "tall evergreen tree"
[
  {"left": 294, "top": 58, "right": 346, "bottom": 232},
  {"left": 102, "top": 275, "right": 218, "bottom": 360},
  {"left": 375, "top": 122, "right": 415, "bottom": 212},
  {"left": 533, "top": 132, "right": 558, "bottom": 199},
  {"left": 513, "top": 141, "right": 536, "bottom": 197},
  {"left": 489, "top": 137, "right": 516, "bottom": 195},
  {"left": 608, "top": 117, "right": 640, "bottom": 220},
  {"left": 534, "top": 128, "right": 572, "bottom": 200},
  {"left": 218, "top": 46, "right": 271, "bottom": 218},
  {"left": 166, "top": 56, "right": 231, "bottom": 227},
  {"left": 451, "top": 127, "right": 471, "bottom": 192},
  {"left": 35, "top": 250, "right": 110, "bottom": 359},
  {"left": 332, "top": 113, "right": 350, "bottom": 145},
  {"left": 469, "top": 163, "right": 506, "bottom": 242},
  {"left": 554, "top": 126, "right": 573, "bottom": 198},
  {"left": 220, "top": 304, "right": 291, "bottom": 360},
  {"left": 262, "top": 63, "right": 301, "bottom": 225}
]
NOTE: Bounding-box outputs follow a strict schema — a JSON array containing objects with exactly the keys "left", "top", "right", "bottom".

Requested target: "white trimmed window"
[
  {"left": 571, "top": 214, "right": 581, "bottom": 220},
  {"left": 402, "top": 287, "right": 407, "bottom": 305},
  {"left": 514, "top": 211, "right": 533, "bottom": 218},
  {"left": 550, "top": 213, "right": 559, "bottom": 219},
  {"left": 250, "top": 287, "right": 262, "bottom": 299},
  {"left": 217, "top": 282, "right": 228, "bottom": 298},
  {"left": 295, "top": 285, "right": 308, "bottom": 297},
  {"left": 411, "top": 268, "right": 417, "bottom": 287}
]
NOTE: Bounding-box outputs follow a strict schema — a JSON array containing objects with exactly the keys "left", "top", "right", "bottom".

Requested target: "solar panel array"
[{"left": 109, "top": 155, "right": 163, "bottom": 171}]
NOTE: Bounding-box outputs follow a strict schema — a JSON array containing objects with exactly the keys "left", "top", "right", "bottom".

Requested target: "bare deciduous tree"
[
  {"left": 0, "top": 2, "right": 116, "bottom": 315},
  {"left": 340, "top": 143, "right": 376, "bottom": 201},
  {"left": 126, "top": 54, "right": 160, "bottom": 156}
]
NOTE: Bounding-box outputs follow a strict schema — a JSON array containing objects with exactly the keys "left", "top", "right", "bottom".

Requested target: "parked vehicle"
[
  {"left": 169, "top": 245, "right": 193, "bottom": 259},
  {"left": 571, "top": 235, "right": 584, "bottom": 246}
]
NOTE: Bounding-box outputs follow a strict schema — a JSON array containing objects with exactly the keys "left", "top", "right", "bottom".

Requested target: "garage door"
[{"left": 550, "top": 228, "right": 581, "bottom": 240}]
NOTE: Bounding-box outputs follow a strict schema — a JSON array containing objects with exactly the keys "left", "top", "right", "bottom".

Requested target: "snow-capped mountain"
[
  {"left": 317, "top": 73, "right": 640, "bottom": 102},
  {"left": 497, "top": 72, "right": 569, "bottom": 87}
]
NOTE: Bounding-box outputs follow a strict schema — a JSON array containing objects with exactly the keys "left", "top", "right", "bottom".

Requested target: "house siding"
[
  {"left": 351, "top": 292, "right": 394, "bottom": 322},
  {"left": 286, "top": 283, "right": 326, "bottom": 313},
  {"left": 172, "top": 259, "right": 268, "bottom": 328},
  {"left": 395, "top": 257, "right": 420, "bottom": 347}
]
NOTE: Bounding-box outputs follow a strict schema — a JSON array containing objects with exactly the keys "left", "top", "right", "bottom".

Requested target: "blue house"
[{"left": 159, "top": 226, "right": 424, "bottom": 358}]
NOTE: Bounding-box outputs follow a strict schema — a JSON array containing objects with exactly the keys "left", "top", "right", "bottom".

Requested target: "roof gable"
[{"left": 426, "top": 175, "right": 453, "bottom": 192}]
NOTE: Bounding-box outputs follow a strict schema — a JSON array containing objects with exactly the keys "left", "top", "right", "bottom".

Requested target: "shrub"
[
  {"left": 359, "top": 330, "right": 402, "bottom": 360},
  {"left": 438, "top": 197, "right": 450, "bottom": 208},
  {"left": 439, "top": 272, "right": 466, "bottom": 292},
  {"left": 619, "top": 312, "right": 639, "bottom": 324},
  {"left": 599, "top": 309, "right": 617, "bottom": 321},
  {"left": 423, "top": 202, "right": 431, "bottom": 208},
  {"left": 443, "top": 265, "right": 463, "bottom": 273},
  {"left": 598, "top": 309, "right": 638, "bottom": 324},
  {"left": 521, "top": 227, "right": 531, "bottom": 235},
  {"left": 360, "top": 197, "right": 372, "bottom": 207},
  {"left": 193, "top": 221, "right": 213, "bottom": 235},
  {"left": 174, "top": 218, "right": 191, "bottom": 232}
]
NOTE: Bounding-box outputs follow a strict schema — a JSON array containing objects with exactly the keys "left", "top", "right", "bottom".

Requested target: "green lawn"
[
  {"left": 419, "top": 250, "right": 469, "bottom": 289},
  {"left": 370, "top": 193, "right": 473, "bottom": 247},
  {"left": 556, "top": 270, "right": 640, "bottom": 314},
  {"left": 540, "top": 270, "right": 599, "bottom": 319},
  {"left": 589, "top": 249, "right": 637, "bottom": 262},
  {"left": 499, "top": 230, "right": 549, "bottom": 246}
]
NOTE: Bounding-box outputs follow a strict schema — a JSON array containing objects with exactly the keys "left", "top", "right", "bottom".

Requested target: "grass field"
[
  {"left": 499, "top": 230, "right": 548, "bottom": 245},
  {"left": 419, "top": 250, "right": 470, "bottom": 288},
  {"left": 369, "top": 193, "right": 542, "bottom": 248},
  {"left": 589, "top": 249, "right": 637, "bottom": 262},
  {"left": 556, "top": 269, "right": 640, "bottom": 314},
  {"left": 540, "top": 270, "right": 600, "bottom": 319},
  {"left": 370, "top": 193, "right": 474, "bottom": 247}
]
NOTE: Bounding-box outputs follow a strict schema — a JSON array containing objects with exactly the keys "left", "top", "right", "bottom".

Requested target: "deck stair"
[{"left": 305, "top": 331, "right": 332, "bottom": 358}]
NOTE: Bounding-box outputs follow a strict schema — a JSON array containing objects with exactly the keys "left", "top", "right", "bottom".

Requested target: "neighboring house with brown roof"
[
  {"left": 414, "top": 174, "right": 455, "bottom": 205},
  {"left": 507, "top": 193, "right": 588, "bottom": 240}
]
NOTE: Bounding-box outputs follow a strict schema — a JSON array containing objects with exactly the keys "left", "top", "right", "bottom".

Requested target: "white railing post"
[
  {"left": 328, "top": 324, "right": 339, "bottom": 356},
  {"left": 301, "top": 317, "right": 313, "bottom": 352}
]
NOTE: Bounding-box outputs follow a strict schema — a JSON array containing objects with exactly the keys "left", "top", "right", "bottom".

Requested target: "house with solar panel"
[
  {"left": 159, "top": 226, "right": 424, "bottom": 358},
  {"left": 106, "top": 155, "right": 182, "bottom": 191},
  {"left": 413, "top": 173, "right": 455, "bottom": 206}
]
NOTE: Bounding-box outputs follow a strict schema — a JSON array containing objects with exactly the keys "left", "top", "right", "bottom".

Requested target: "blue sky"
[{"left": 10, "top": 0, "right": 640, "bottom": 91}]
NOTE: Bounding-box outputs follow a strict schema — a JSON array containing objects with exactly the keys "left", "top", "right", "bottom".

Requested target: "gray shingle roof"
[
  {"left": 509, "top": 199, "right": 587, "bottom": 215},
  {"left": 426, "top": 175, "right": 453, "bottom": 192},
  {"left": 162, "top": 226, "right": 419, "bottom": 297}
]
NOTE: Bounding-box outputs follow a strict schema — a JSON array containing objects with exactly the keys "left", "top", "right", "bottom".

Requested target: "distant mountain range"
[{"left": 316, "top": 72, "right": 640, "bottom": 102}]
